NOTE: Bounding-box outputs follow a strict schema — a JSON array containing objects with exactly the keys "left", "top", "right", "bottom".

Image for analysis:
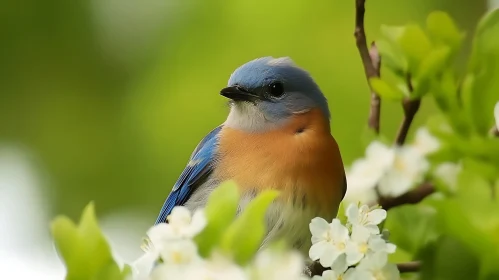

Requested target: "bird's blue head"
[{"left": 220, "top": 57, "right": 330, "bottom": 132}]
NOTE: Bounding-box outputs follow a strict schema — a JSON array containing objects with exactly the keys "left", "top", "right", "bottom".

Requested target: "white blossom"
[
  {"left": 331, "top": 254, "right": 348, "bottom": 275},
  {"left": 344, "top": 160, "right": 380, "bottom": 204},
  {"left": 309, "top": 218, "right": 350, "bottom": 267},
  {"left": 144, "top": 206, "right": 206, "bottom": 252},
  {"left": 311, "top": 270, "right": 341, "bottom": 280},
  {"left": 345, "top": 226, "right": 396, "bottom": 266},
  {"left": 158, "top": 239, "right": 200, "bottom": 266},
  {"left": 131, "top": 249, "right": 160, "bottom": 280},
  {"left": 434, "top": 162, "right": 461, "bottom": 192},
  {"left": 344, "top": 226, "right": 372, "bottom": 265},
  {"left": 312, "top": 263, "right": 358, "bottom": 280},
  {"left": 165, "top": 206, "right": 207, "bottom": 239},
  {"left": 252, "top": 249, "right": 305, "bottom": 280},
  {"left": 149, "top": 263, "right": 191, "bottom": 280},
  {"left": 346, "top": 203, "right": 386, "bottom": 234},
  {"left": 378, "top": 146, "right": 429, "bottom": 197},
  {"left": 183, "top": 253, "right": 248, "bottom": 280},
  {"left": 412, "top": 127, "right": 440, "bottom": 156},
  {"left": 344, "top": 142, "right": 395, "bottom": 204},
  {"left": 354, "top": 252, "right": 400, "bottom": 280}
]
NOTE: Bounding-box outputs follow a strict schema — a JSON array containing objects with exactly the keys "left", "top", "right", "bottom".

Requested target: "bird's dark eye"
[{"left": 267, "top": 82, "right": 285, "bottom": 98}]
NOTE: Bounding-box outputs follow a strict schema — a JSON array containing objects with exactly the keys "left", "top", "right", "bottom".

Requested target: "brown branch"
[
  {"left": 354, "top": 0, "right": 381, "bottom": 134},
  {"left": 378, "top": 182, "right": 435, "bottom": 211},
  {"left": 394, "top": 75, "right": 421, "bottom": 145},
  {"left": 397, "top": 261, "right": 422, "bottom": 273},
  {"left": 368, "top": 43, "right": 381, "bottom": 134}
]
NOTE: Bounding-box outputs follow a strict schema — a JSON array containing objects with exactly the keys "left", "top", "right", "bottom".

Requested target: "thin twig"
[
  {"left": 397, "top": 261, "right": 422, "bottom": 273},
  {"left": 394, "top": 75, "right": 421, "bottom": 145},
  {"left": 368, "top": 43, "right": 381, "bottom": 134},
  {"left": 378, "top": 182, "right": 435, "bottom": 211},
  {"left": 354, "top": 0, "right": 382, "bottom": 134}
]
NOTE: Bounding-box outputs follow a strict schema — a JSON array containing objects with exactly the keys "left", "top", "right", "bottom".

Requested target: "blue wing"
[{"left": 154, "top": 125, "right": 223, "bottom": 224}]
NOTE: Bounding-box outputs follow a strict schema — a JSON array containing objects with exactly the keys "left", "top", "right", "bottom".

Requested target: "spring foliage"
[{"left": 51, "top": 9, "right": 499, "bottom": 280}]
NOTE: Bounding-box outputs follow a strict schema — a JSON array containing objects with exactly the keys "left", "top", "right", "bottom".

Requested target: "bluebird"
[{"left": 155, "top": 57, "right": 346, "bottom": 260}]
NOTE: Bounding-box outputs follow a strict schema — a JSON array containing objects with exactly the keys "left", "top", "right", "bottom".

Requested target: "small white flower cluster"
[
  {"left": 131, "top": 206, "right": 309, "bottom": 280},
  {"left": 344, "top": 127, "right": 440, "bottom": 204},
  {"left": 132, "top": 206, "right": 207, "bottom": 280},
  {"left": 309, "top": 203, "right": 398, "bottom": 280}
]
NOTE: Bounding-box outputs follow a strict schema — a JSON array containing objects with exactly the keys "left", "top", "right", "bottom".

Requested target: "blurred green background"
[{"left": 0, "top": 0, "right": 488, "bottom": 271}]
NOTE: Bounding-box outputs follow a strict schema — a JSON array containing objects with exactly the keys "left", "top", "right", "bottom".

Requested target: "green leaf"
[
  {"left": 195, "top": 180, "right": 240, "bottom": 257},
  {"left": 384, "top": 204, "right": 438, "bottom": 255},
  {"left": 336, "top": 201, "right": 348, "bottom": 225},
  {"left": 94, "top": 263, "right": 131, "bottom": 280},
  {"left": 415, "top": 46, "right": 451, "bottom": 81},
  {"left": 426, "top": 11, "right": 464, "bottom": 51},
  {"left": 454, "top": 170, "right": 499, "bottom": 234},
  {"left": 369, "top": 77, "right": 405, "bottom": 101},
  {"left": 461, "top": 158, "right": 498, "bottom": 182},
  {"left": 469, "top": 8, "right": 499, "bottom": 70},
  {"left": 428, "top": 71, "right": 472, "bottom": 136},
  {"left": 375, "top": 39, "right": 407, "bottom": 74},
  {"left": 411, "top": 46, "right": 451, "bottom": 98},
  {"left": 419, "top": 237, "right": 480, "bottom": 280},
  {"left": 429, "top": 70, "right": 456, "bottom": 112},
  {"left": 220, "top": 189, "right": 279, "bottom": 265},
  {"left": 429, "top": 170, "right": 499, "bottom": 279},
  {"left": 51, "top": 202, "right": 129, "bottom": 280},
  {"left": 380, "top": 24, "right": 406, "bottom": 43},
  {"left": 399, "top": 24, "right": 433, "bottom": 73},
  {"left": 460, "top": 70, "right": 499, "bottom": 136},
  {"left": 463, "top": 9, "right": 499, "bottom": 135}
]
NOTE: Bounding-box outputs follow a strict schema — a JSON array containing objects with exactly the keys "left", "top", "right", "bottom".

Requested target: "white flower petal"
[
  {"left": 319, "top": 245, "right": 341, "bottom": 268},
  {"left": 131, "top": 250, "right": 160, "bottom": 280},
  {"left": 366, "top": 141, "right": 395, "bottom": 165},
  {"left": 378, "top": 146, "right": 429, "bottom": 197},
  {"left": 345, "top": 244, "right": 363, "bottom": 266},
  {"left": 366, "top": 209, "right": 387, "bottom": 225},
  {"left": 146, "top": 223, "right": 171, "bottom": 245},
  {"left": 345, "top": 203, "right": 359, "bottom": 225},
  {"left": 350, "top": 226, "right": 370, "bottom": 243},
  {"left": 309, "top": 242, "right": 326, "bottom": 261},
  {"left": 434, "top": 162, "right": 461, "bottom": 192},
  {"left": 381, "top": 262, "right": 401, "bottom": 280},
  {"left": 189, "top": 209, "right": 207, "bottom": 236},
  {"left": 253, "top": 249, "right": 305, "bottom": 280},
  {"left": 368, "top": 236, "right": 386, "bottom": 252},
  {"left": 150, "top": 263, "right": 188, "bottom": 280},
  {"left": 159, "top": 239, "right": 199, "bottom": 265},
  {"left": 321, "top": 270, "right": 338, "bottom": 280},
  {"left": 365, "top": 225, "right": 380, "bottom": 235},
  {"left": 413, "top": 127, "right": 440, "bottom": 155},
  {"left": 310, "top": 217, "right": 331, "bottom": 239},
  {"left": 331, "top": 254, "right": 348, "bottom": 275},
  {"left": 331, "top": 219, "right": 349, "bottom": 241},
  {"left": 168, "top": 206, "right": 192, "bottom": 226},
  {"left": 385, "top": 243, "right": 397, "bottom": 253},
  {"left": 344, "top": 267, "right": 372, "bottom": 280}
]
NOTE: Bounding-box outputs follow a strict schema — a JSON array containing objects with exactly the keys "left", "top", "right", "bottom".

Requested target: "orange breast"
[{"left": 215, "top": 108, "right": 345, "bottom": 213}]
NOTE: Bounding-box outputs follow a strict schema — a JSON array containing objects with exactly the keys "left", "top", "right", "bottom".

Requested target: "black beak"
[{"left": 220, "top": 86, "right": 260, "bottom": 102}]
